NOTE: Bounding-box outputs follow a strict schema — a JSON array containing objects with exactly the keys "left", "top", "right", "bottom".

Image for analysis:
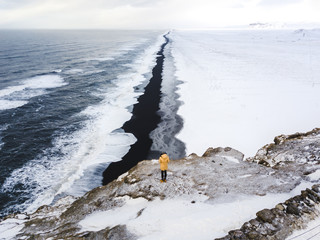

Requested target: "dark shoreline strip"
[{"left": 102, "top": 33, "right": 169, "bottom": 185}]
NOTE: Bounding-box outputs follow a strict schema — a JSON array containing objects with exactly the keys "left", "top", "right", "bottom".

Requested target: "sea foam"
[{"left": 0, "top": 75, "right": 67, "bottom": 111}]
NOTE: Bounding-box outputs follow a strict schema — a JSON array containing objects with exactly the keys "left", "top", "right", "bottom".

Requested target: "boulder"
[
  {"left": 202, "top": 147, "right": 224, "bottom": 157},
  {"left": 256, "top": 209, "right": 276, "bottom": 224}
]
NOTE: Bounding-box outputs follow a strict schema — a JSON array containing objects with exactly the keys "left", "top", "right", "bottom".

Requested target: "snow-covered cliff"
[{"left": 2, "top": 128, "right": 320, "bottom": 239}]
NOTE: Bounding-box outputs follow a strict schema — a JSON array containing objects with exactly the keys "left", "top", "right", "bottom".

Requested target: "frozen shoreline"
[
  {"left": 150, "top": 32, "right": 186, "bottom": 159},
  {"left": 102, "top": 33, "right": 170, "bottom": 185}
]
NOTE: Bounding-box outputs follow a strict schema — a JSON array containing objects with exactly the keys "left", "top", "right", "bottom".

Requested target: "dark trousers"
[{"left": 161, "top": 170, "right": 167, "bottom": 181}]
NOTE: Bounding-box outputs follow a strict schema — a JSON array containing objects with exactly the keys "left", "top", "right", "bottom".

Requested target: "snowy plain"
[{"left": 170, "top": 29, "right": 320, "bottom": 157}]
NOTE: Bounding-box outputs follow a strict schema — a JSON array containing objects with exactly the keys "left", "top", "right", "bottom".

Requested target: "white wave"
[
  {"left": 0, "top": 100, "right": 28, "bottom": 111},
  {"left": 1, "top": 33, "right": 166, "bottom": 214},
  {"left": 23, "top": 75, "right": 67, "bottom": 89},
  {"left": 85, "top": 57, "right": 114, "bottom": 61},
  {"left": 65, "top": 68, "right": 105, "bottom": 76},
  {"left": 83, "top": 38, "right": 149, "bottom": 64},
  {"left": 0, "top": 75, "right": 67, "bottom": 111},
  {"left": 82, "top": 69, "right": 105, "bottom": 75},
  {"left": 64, "top": 69, "right": 84, "bottom": 74},
  {"left": 0, "top": 124, "right": 8, "bottom": 150}
]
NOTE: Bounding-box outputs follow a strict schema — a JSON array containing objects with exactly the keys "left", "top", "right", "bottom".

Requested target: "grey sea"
[{"left": 0, "top": 30, "right": 166, "bottom": 217}]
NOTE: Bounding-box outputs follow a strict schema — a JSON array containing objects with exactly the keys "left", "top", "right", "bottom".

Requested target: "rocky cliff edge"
[{"left": 1, "top": 128, "right": 320, "bottom": 239}]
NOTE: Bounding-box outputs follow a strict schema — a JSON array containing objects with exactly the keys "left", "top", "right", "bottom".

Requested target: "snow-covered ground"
[
  {"left": 0, "top": 218, "right": 25, "bottom": 240},
  {"left": 2, "top": 131, "right": 320, "bottom": 239},
  {"left": 170, "top": 29, "right": 320, "bottom": 157},
  {"left": 287, "top": 214, "right": 320, "bottom": 240},
  {"left": 79, "top": 184, "right": 312, "bottom": 240}
]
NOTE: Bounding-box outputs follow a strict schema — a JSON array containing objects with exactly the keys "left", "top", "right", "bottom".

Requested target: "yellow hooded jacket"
[{"left": 159, "top": 154, "right": 170, "bottom": 171}]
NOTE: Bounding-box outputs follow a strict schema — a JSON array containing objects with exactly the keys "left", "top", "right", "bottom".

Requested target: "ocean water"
[{"left": 0, "top": 30, "right": 165, "bottom": 217}]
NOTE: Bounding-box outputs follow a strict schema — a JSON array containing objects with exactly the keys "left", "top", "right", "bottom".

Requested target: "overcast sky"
[{"left": 0, "top": 0, "right": 319, "bottom": 29}]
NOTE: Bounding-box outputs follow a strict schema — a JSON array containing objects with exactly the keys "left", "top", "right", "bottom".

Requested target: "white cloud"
[
  {"left": 0, "top": 0, "right": 68, "bottom": 26},
  {"left": 0, "top": 0, "right": 319, "bottom": 29},
  {"left": 258, "top": 0, "right": 303, "bottom": 7}
]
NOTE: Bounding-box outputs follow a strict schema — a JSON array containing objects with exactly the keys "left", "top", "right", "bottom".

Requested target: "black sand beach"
[{"left": 102, "top": 33, "right": 169, "bottom": 185}]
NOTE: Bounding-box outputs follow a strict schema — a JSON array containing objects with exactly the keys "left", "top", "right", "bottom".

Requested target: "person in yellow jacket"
[{"left": 159, "top": 152, "right": 170, "bottom": 183}]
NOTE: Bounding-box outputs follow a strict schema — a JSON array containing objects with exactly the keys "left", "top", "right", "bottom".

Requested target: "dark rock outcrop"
[
  {"left": 216, "top": 185, "right": 320, "bottom": 240},
  {"left": 247, "top": 128, "right": 320, "bottom": 167}
]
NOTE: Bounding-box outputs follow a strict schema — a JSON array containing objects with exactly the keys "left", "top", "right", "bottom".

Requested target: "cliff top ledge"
[{"left": 2, "top": 128, "right": 320, "bottom": 239}]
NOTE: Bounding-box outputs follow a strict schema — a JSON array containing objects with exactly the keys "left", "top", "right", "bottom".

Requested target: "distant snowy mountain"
[
  {"left": 248, "top": 22, "right": 320, "bottom": 29},
  {"left": 249, "top": 22, "right": 286, "bottom": 29}
]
